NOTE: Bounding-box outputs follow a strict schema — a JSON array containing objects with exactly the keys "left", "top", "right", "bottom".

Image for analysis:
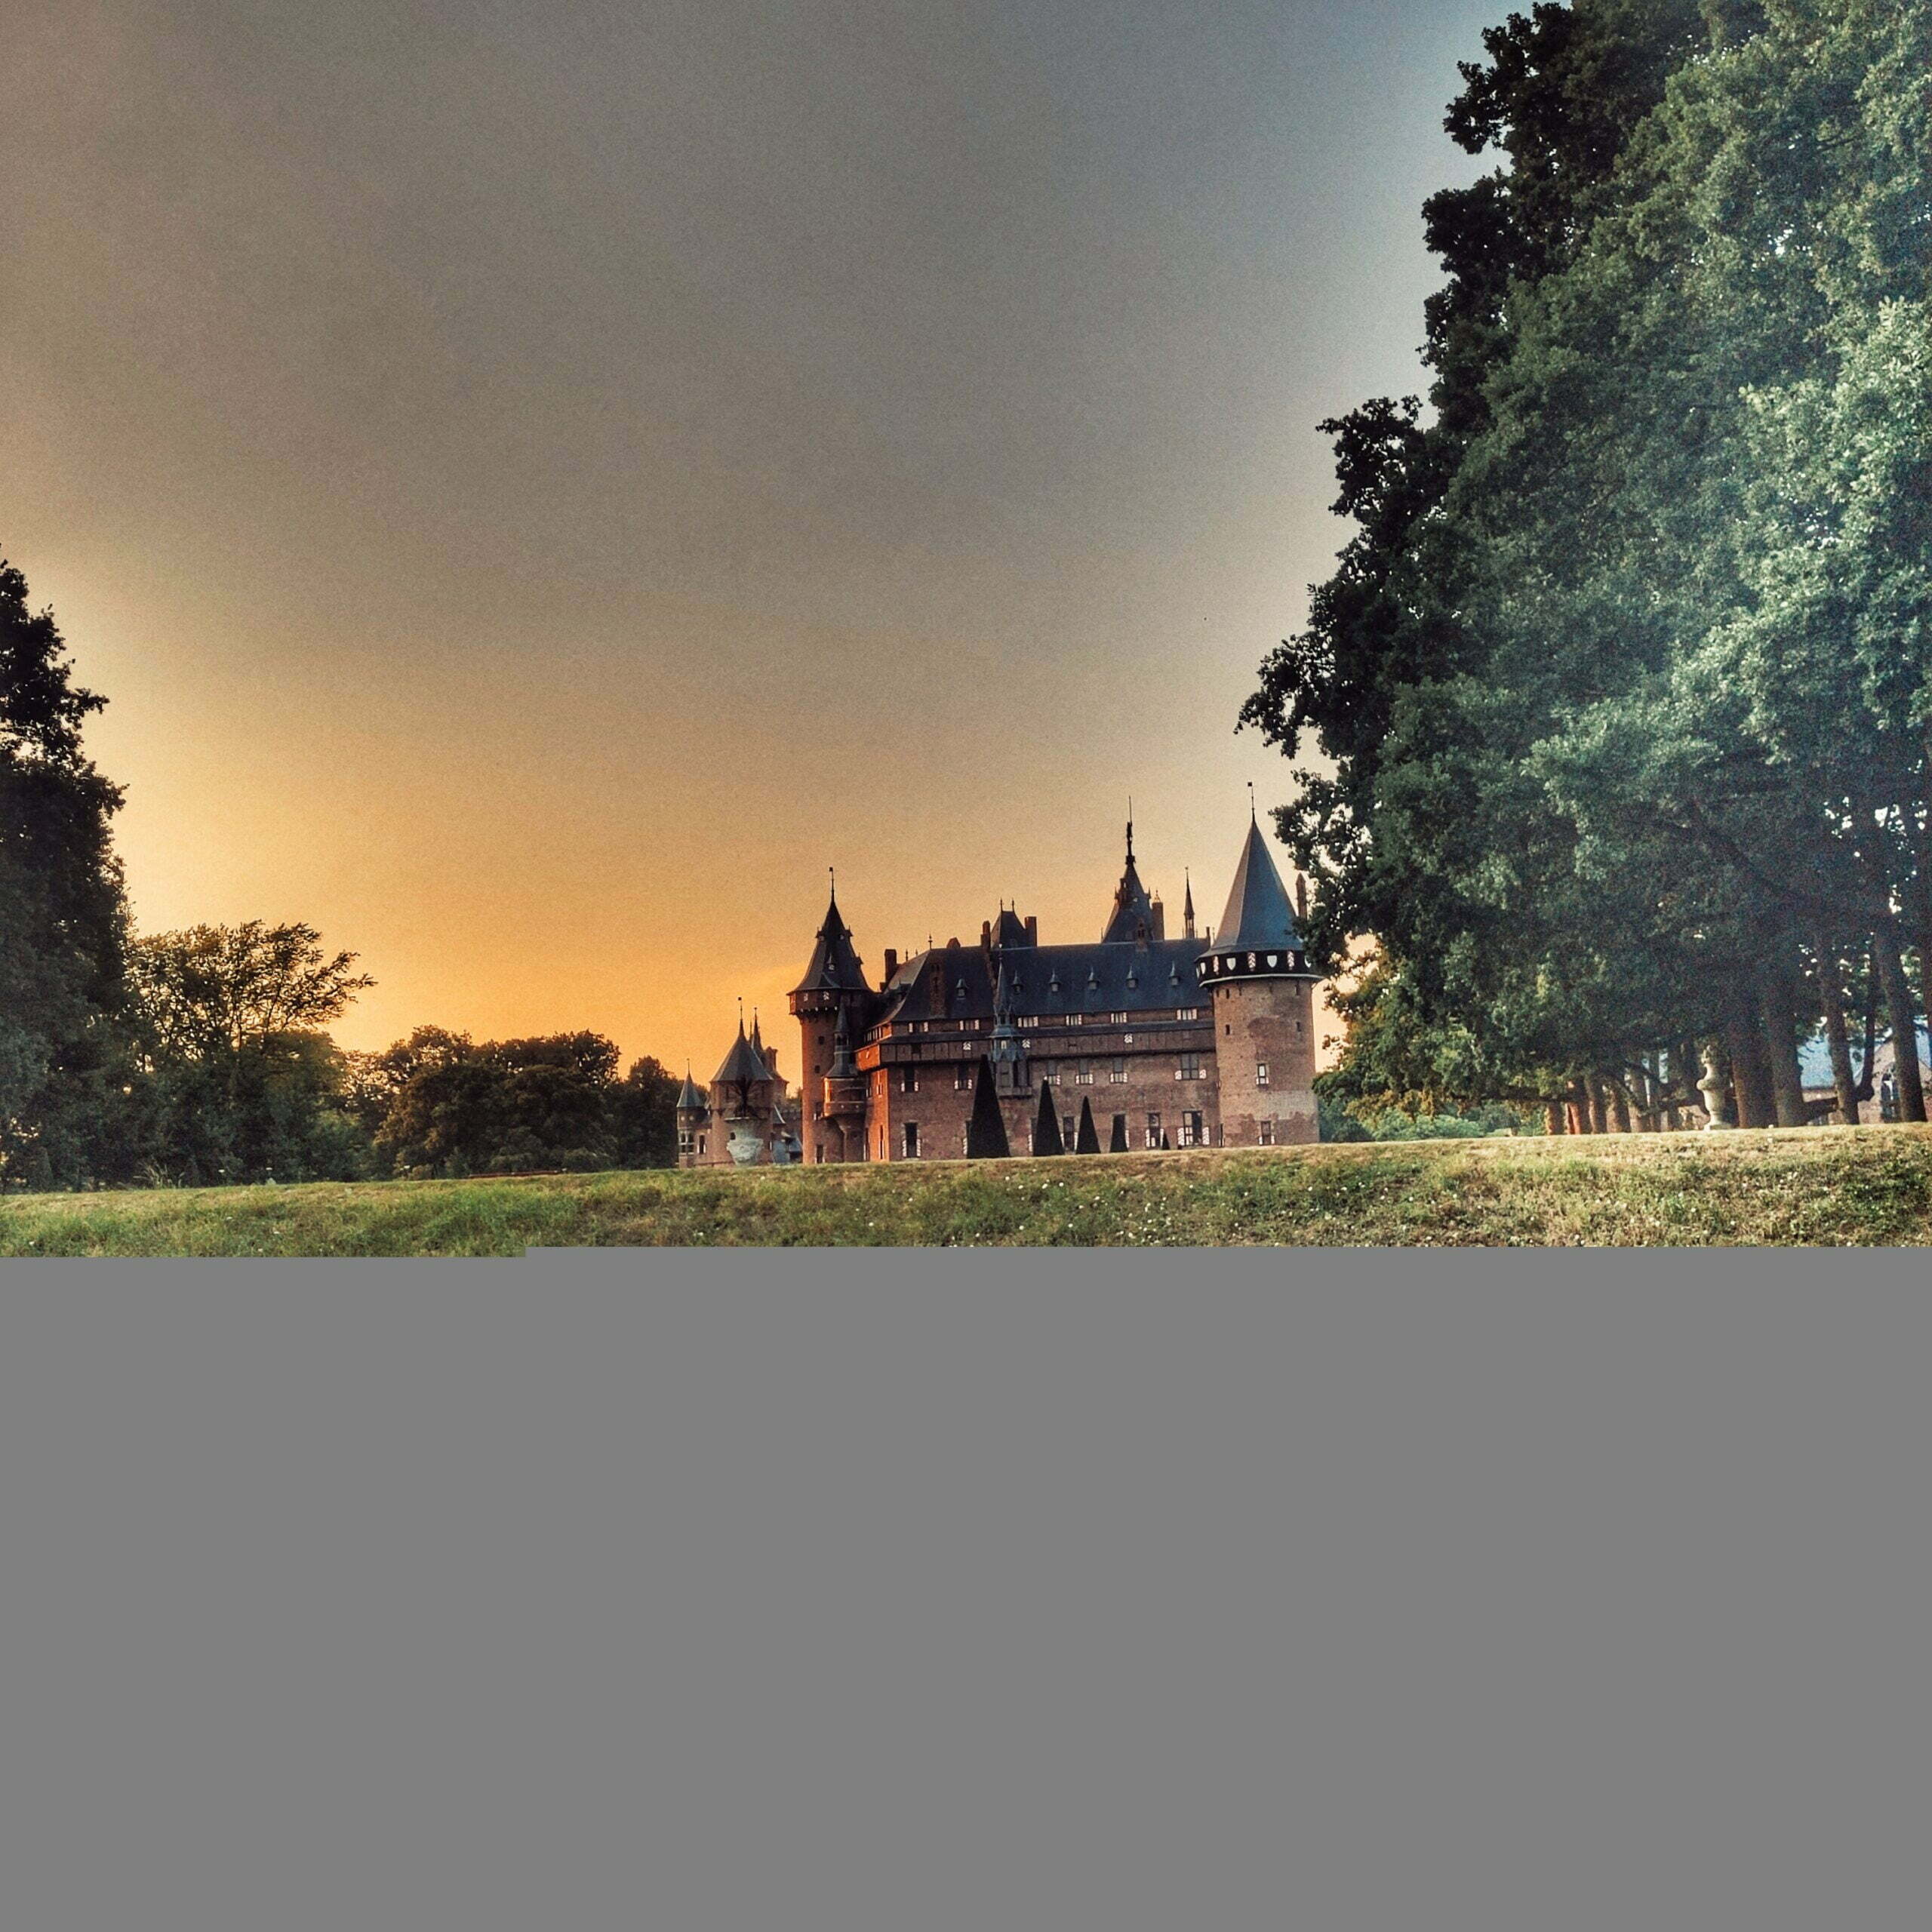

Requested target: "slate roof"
[
  {"left": 675, "top": 1069, "right": 708, "bottom": 1112},
  {"left": 1100, "top": 854, "right": 1157, "bottom": 944},
  {"left": 1216, "top": 816, "right": 1303, "bottom": 953},
  {"left": 873, "top": 936, "right": 1206, "bottom": 1033},
  {"left": 791, "top": 888, "right": 869, "bottom": 995},
  {"left": 714, "top": 1024, "right": 774, "bottom": 1088}
]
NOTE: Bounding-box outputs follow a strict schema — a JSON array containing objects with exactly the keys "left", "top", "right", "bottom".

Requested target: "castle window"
[
  {"left": 1256, "top": 1062, "right": 1270, "bottom": 1087},
  {"left": 1109, "top": 1059, "right": 1127, "bottom": 1083},
  {"left": 1075, "top": 1062, "right": 1094, "bottom": 1084},
  {"left": 1144, "top": 1112, "right": 1162, "bottom": 1149},
  {"left": 1040, "top": 1062, "right": 1057, "bottom": 1085},
  {"left": 1259, "top": 1120, "right": 1275, "bottom": 1146},
  {"left": 1067, "top": 1013, "right": 1083, "bottom": 1026},
  {"left": 678, "top": 1129, "right": 693, "bottom": 1152},
  {"left": 1124, "top": 1033, "right": 1134, "bottom": 1046},
  {"left": 697, "top": 1135, "right": 707, "bottom": 1155},
  {"left": 903, "top": 1121, "right": 920, "bottom": 1158},
  {"left": 1179, "top": 1112, "right": 1203, "bottom": 1147},
  {"left": 1175, "top": 1008, "right": 1200, "bottom": 1021},
  {"left": 1111, "top": 1012, "right": 1128, "bottom": 1024},
  {"left": 955, "top": 1063, "right": 972, "bottom": 1089},
  {"left": 1063, "top": 1115, "right": 1075, "bottom": 1145},
  {"left": 1176, "top": 1053, "right": 1202, "bottom": 1080},
  {"left": 900, "top": 1066, "right": 918, "bottom": 1093}
]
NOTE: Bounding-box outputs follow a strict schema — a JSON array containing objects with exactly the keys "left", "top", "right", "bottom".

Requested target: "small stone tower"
[
  {"left": 1197, "top": 807, "right": 1322, "bottom": 1146},
  {"left": 675, "top": 1065, "right": 709, "bottom": 1168},
  {"left": 789, "top": 878, "right": 872, "bottom": 1164}
]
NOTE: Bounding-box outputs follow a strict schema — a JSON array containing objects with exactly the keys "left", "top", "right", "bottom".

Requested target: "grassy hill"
[{"left": 5, "top": 1126, "right": 1932, "bottom": 1256}]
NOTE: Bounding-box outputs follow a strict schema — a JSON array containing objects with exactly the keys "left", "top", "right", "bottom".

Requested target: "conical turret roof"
[
  {"left": 1216, "top": 812, "right": 1303, "bottom": 952},
  {"left": 1100, "top": 817, "right": 1156, "bottom": 943},
  {"left": 791, "top": 884, "right": 868, "bottom": 995},
  {"left": 714, "top": 1020, "right": 773, "bottom": 1088},
  {"left": 675, "top": 1066, "right": 707, "bottom": 1112}
]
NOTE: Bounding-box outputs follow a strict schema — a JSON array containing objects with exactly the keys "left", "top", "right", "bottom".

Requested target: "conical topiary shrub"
[
  {"left": 1033, "top": 1080, "right": 1064, "bottom": 1155},
  {"left": 1109, "top": 1112, "right": 1128, "bottom": 1153},
  {"left": 1075, "top": 1095, "right": 1100, "bottom": 1154},
  {"left": 967, "top": 1057, "right": 1010, "bottom": 1159}
]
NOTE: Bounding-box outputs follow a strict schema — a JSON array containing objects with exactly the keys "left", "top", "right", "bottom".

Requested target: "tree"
[
  {"left": 1032, "top": 1081, "right": 1063, "bottom": 1156},
  {"left": 131, "top": 922, "right": 374, "bottom": 1060},
  {"left": 128, "top": 921, "right": 376, "bottom": 1182},
  {"left": 0, "top": 555, "right": 135, "bottom": 1187},
  {"left": 366, "top": 1030, "right": 637, "bottom": 1177},
  {"left": 611, "top": 1056, "right": 681, "bottom": 1169},
  {"left": 1248, "top": 2, "right": 1932, "bottom": 1128},
  {"left": 966, "top": 1057, "right": 1010, "bottom": 1158}
]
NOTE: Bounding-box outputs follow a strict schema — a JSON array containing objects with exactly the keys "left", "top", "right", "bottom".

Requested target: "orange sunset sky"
[{"left": 8, "top": 2, "right": 1494, "bottom": 1077}]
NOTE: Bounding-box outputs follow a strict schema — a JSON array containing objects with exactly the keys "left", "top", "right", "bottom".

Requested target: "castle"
[{"left": 676, "top": 808, "right": 1323, "bottom": 1167}]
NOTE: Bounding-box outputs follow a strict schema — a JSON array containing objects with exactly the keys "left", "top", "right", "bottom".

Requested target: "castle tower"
[
  {"left": 1196, "top": 807, "right": 1322, "bottom": 1146},
  {"left": 712, "top": 1014, "right": 778, "bottom": 1164},
  {"left": 989, "top": 957, "right": 1028, "bottom": 1091},
  {"left": 675, "top": 1064, "right": 709, "bottom": 1168},
  {"left": 789, "top": 877, "right": 872, "bottom": 1164},
  {"left": 820, "top": 1001, "right": 869, "bottom": 1163},
  {"left": 1100, "top": 814, "right": 1157, "bottom": 944}
]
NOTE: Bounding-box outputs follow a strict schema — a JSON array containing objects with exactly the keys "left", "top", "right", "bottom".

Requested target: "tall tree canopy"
[
  {"left": 1247, "top": 0, "right": 1932, "bottom": 1129},
  {"left": 0, "top": 555, "right": 133, "bottom": 1185}
]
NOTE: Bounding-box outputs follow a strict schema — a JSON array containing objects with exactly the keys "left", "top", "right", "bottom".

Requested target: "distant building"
[{"left": 681, "top": 808, "right": 1325, "bottom": 1166}]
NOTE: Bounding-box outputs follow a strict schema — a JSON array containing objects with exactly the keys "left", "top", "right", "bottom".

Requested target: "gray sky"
[{"left": 7, "top": 0, "right": 1497, "bottom": 1067}]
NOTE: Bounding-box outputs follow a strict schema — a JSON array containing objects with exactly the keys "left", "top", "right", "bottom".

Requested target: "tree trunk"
[
  {"left": 1727, "top": 1001, "right": 1776, "bottom": 1129},
  {"left": 1699, "top": 1037, "right": 1734, "bottom": 1128},
  {"left": 1875, "top": 923, "right": 1928, "bottom": 1122},
  {"left": 1544, "top": 1099, "right": 1564, "bottom": 1137},
  {"left": 1815, "top": 939, "right": 1861, "bottom": 1124},
  {"left": 1566, "top": 1079, "right": 1590, "bottom": 1134},
  {"left": 1587, "top": 1075, "right": 1610, "bottom": 1137},
  {"left": 1675, "top": 1040, "right": 1703, "bottom": 1130},
  {"left": 1608, "top": 1079, "right": 1632, "bottom": 1134},
  {"left": 1758, "top": 958, "right": 1809, "bottom": 1128}
]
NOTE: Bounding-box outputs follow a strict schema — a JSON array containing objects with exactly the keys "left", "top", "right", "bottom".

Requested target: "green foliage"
[
  {"left": 0, "top": 555, "right": 135, "bottom": 1188},
  {"left": 360, "top": 1029, "right": 678, "bottom": 1178},
  {"left": 1250, "top": 2, "right": 1932, "bottom": 1121}
]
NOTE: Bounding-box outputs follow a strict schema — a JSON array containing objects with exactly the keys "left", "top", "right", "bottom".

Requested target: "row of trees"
[
  {"left": 0, "top": 555, "right": 679, "bottom": 1189},
  {"left": 1247, "top": 0, "right": 1932, "bottom": 1129}
]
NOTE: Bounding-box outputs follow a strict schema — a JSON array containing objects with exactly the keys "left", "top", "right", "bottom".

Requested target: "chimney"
[
  {"left": 1024, "top": 915, "right": 1038, "bottom": 945},
  {"left": 884, "top": 948, "right": 899, "bottom": 980},
  {"left": 981, "top": 920, "right": 993, "bottom": 951},
  {"left": 1150, "top": 897, "right": 1165, "bottom": 941},
  {"left": 765, "top": 1045, "right": 780, "bottom": 1077}
]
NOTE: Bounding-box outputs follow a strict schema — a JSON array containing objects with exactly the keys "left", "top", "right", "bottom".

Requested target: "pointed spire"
[
  {"left": 1215, "top": 806, "right": 1304, "bottom": 952},
  {"left": 792, "top": 873, "right": 869, "bottom": 995},
  {"left": 1183, "top": 869, "right": 1196, "bottom": 939},
  {"left": 676, "top": 1063, "right": 707, "bottom": 1113},
  {"left": 828, "top": 999, "right": 859, "bottom": 1078},
  {"left": 1100, "top": 811, "right": 1157, "bottom": 944},
  {"left": 713, "top": 1009, "right": 774, "bottom": 1088}
]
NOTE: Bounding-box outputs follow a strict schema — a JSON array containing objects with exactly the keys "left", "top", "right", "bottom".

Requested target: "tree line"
[
  {"left": 0, "top": 558, "right": 678, "bottom": 1189},
  {"left": 1247, "top": 0, "right": 1932, "bottom": 1131}
]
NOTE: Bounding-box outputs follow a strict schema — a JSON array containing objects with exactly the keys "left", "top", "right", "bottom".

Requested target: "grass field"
[{"left": 6, "top": 1125, "right": 1932, "bottom": 1255}]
